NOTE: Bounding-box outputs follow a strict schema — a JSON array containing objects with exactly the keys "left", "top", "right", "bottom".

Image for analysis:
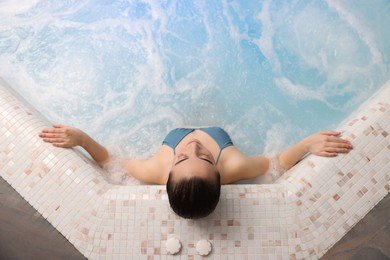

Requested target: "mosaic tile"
[{"left": 0, "top": 78, "right": 389, "bottom": 259}]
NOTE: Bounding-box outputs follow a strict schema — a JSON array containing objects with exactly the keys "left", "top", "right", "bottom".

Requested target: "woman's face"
[{"left": 171, "top": 139, "right": 217, "bottom": 181}]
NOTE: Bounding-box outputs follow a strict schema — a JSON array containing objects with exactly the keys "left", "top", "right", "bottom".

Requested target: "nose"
[{"left": 186, "top": 141, "right": 203, "bottom": 155}]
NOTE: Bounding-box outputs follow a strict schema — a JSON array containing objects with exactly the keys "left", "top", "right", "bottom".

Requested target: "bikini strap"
[{"left": 216, "top": 149, "right": 222, "bottom": 165}]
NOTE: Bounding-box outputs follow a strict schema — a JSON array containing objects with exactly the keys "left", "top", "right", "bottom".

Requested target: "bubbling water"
[{"left": 0, "top": 0, "right": 389, "bottom": 160}]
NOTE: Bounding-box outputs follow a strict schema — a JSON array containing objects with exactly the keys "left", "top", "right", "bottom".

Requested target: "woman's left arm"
[
  {"left": 278, "top": 131, "right": 353, "bottom": 170},
  {"left": 222, "top": 131, "right": 353, "bottom": 184}
]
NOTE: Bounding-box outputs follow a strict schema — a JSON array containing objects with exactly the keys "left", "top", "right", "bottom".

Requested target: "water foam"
[{"left": 0, "top": 0, "right": 389, "bottom": 159}]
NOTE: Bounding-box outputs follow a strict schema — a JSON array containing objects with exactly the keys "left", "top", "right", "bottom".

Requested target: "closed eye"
[
  {"left": 175, "top": 158, "right": 188, "bottom": 166},
  {"left": 175, "top": 157, "right": 213, "bottom": 166},
  {"left": 200, "top": 158, "right": 213, "bottom": 165}
]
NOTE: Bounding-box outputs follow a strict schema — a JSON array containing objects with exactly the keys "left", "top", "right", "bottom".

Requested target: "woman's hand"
[
  {"left": 301, "top": 131, "right": 353, "bottom": 157},
  {"left": 39, "top": 124, "right": 85, "bottom": 148},
  {"left": 278, "top": 130, "right": 353, "bottom": 170},
  {"left": 39, "top": 124, "right": 109, "bottom": 166}
]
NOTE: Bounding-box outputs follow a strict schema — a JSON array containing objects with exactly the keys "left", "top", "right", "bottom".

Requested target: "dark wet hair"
[{"left": 166, "top": 171, "right": 221, "bottom": 219}]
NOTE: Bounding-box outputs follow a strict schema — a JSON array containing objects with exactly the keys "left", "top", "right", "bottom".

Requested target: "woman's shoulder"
[
  {"left": 125, "top": 146, "right": 173, "bottom": 185},
  {"left": 218, "top": 147, "right": 269, "bottom": 184}
]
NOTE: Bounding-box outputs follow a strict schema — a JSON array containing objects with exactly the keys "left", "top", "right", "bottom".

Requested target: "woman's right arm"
[
  {"left": 39, "top": 124, "right": 110, "bottom": 166},
  {"left": 39, "top": 124, "right": 165, "bottom": 184}
]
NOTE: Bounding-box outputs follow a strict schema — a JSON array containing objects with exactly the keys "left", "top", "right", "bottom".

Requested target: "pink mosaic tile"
[{"left": 0, "top": 78, "right": 389, "bottom": 259}]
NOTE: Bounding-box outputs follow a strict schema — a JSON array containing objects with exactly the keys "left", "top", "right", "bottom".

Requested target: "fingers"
[
  {"left": 322, "top": 131, "right": 351, "bottom": 142},
  {"left": 42, "top": 137, "right": 63, "bottom": 143},
  {"left": 316, "top": 145, "right": 351, "bottom": 157},
  {"left": 39, "top": 124, "right": 69, "bottom": 137},
  {"left": 309, "top": 130, "right": 354, "bottom": 157},
  {"left": 41, "top": 136, "right": 71, "bottom": 148},
  {"left": 324, "top": 139, "right": 353, "bottom": 148},
  {"left": 40, "top": 125, "right": 66, "bottom": 134},
  {"left": 320, "top": 131, "right": 352, "bottom": 144},
  {"left": 39, "top": 133, "right": 64, "bottom": 138},
  {"left": 52, "top": 142, "right": 68, "bottom": 148},
  {"left": 320, "top": 130, "right": 341, "bottom": 136},
  {"left": 38, "top": 131, "right": 65, "bottom": 140},
  {"left": 318, "top": 151, "right": 338, "bottom": 157},
  {"left": 39, "top": 125, "right": 68, "bottom": 147},
  {"left": 325, "top": 135, "right": 353, "bottom": 148},
  {"left": 326, "top": 135, "right": 346, "bottom": 142},
  {"left": 323, "top": 147, "right": 351, "bottom": 154},
  {"left": 53, "top": 124, "right": 66, "bottom": 128},
  {"left": 38, "top": 124, "right": 82, "bottom": 148},
  {"left": 41, "top": 136, "right": 64, "bottom": 144},
  {"left": 323, "top": 137, "right": 353, "bottom": 155}
]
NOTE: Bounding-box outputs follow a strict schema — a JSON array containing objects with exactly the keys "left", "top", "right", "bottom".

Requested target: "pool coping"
[{"left": 0, "top": 78, "right": 389, "bottom": 259}]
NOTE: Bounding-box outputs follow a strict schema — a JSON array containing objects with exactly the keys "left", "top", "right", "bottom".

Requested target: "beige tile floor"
[{"left": 0, "top": 177, "right": 388, "bottom": 259}]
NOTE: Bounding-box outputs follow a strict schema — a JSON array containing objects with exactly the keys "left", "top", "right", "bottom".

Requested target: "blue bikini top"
[{"left": 162, "top": 127, "right": 233, "bottom": 164}]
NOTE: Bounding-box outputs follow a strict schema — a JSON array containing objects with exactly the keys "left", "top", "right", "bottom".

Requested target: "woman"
[{"left": 39, "top": 124, "right": 353, "bottom": 219}]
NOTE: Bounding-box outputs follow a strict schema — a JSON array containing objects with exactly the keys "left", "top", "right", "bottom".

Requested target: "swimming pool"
[
  {"left": 1, "top": 1, "right": 390, "bottom": 259},
  {"left": 1, "top": 0, "right": 389, "bottom": 158}
]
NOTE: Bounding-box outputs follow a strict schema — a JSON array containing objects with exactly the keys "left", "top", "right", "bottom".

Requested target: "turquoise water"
[{"left": 0, "top": 0, "right": 389, "bottom": 157}]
